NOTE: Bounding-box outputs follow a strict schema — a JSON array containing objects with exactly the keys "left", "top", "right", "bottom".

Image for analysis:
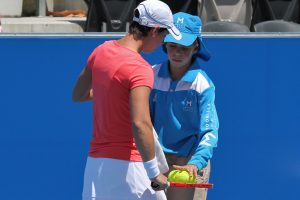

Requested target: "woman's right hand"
[{"left": 151, "top": 173, "right": 169, "bottom": 191}]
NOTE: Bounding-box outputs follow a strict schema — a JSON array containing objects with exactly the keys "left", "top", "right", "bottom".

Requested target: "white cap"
[{"left": 133, "top": 0, "right": 182, "bottom": 40}]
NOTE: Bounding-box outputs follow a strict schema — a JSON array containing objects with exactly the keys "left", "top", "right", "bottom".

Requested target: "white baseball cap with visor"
[{"left": 133, "top": 0, "right": 182, "bottom": 40}]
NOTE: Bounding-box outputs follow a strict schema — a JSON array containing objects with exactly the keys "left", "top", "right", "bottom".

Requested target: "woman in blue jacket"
[{"left": 150, "top": 12, "right": 219, "bottom": 200}]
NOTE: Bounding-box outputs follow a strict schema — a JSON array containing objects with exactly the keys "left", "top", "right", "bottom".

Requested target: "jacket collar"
[{"left": 158, "top": 58, "right": 202, "bottom": 83}]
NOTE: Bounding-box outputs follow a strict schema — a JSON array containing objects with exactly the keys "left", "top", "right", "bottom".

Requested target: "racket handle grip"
[{"left": 151, "top": 181, "right": 161, "bottom": 189}]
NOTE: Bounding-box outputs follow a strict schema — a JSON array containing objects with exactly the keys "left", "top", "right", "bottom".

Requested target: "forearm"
[
  {"left": 132, "top": 120, "right": 155, "bottom": 162},
  {"left": 130, "top": 87, "right": 165, "bottom": 181},
  {"left": 188, "top": 143, "right": 214, "bottom": 170},
  {"left": 189, "top": 129, "right": 218, "bottom": 170}
]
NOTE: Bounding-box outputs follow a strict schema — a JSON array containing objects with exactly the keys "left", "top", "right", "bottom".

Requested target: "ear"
[
  {"left": 162, "top": 44, "right": 167, "bottom": 53},
  {"left": 150, "top": 27, "right": 160, "bottom": 37},
  {"left": 193, "top": 46, "right": 199, "bottom": 54}
]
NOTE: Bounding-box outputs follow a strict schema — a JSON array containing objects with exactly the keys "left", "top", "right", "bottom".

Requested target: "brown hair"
[
  {"left": 129, "top": 21, "right": 167, "bottom": 40},
  {"left": 129, "top": 9, "right": 167, "bottom": 40}
]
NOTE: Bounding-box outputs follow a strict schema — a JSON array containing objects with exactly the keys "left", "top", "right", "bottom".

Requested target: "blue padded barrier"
[{"left": 0, "top": 34, "right": 300, "bottom": 200}]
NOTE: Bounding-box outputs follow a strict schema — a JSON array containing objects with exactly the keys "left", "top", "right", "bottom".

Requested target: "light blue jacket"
[{"left": 149, "top": 59, "right": 219, "bottom": 170}]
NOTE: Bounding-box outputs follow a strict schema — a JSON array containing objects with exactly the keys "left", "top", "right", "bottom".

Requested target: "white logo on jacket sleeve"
[{"left": 200, "top": 133, "right": 216, "bottom": 146}]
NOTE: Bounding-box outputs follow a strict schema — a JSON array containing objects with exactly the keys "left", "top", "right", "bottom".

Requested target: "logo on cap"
[{"left": 177, "top": 18, "right": 184, "bottom": 24}]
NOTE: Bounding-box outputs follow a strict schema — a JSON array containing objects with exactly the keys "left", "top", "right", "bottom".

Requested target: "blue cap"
[{"left": 164, "top": 12, "right": 211, "bottom": 61}]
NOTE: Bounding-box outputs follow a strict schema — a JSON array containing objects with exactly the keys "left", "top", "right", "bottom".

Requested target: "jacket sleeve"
[
  {"left": 149, "top": 91, "right": 155, "bottom": 123},
  {"left": 149, "top": 64, "right": 159, "bottom": 124},
  {"left": 188, "top": 87, "right": 219, "bottom": 170}
]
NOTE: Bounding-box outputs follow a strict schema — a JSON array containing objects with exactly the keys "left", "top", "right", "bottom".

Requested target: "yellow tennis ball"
[
  {"left": 168, "top": 170, "right": 179, "bottom": 182},
  {"left": 168, "top": 170, "right": 196, "bottom": 183},
  {"left": 175, "top": 170, "right": 190, "bottom": 183}
]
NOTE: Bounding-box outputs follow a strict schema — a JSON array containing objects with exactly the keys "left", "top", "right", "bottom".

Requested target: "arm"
[
  {"left": 130, "top": 86, "right": 168, "bottom": 189},
  {"left": 188, "top": 87, "right": 219, "bottom": 170},
  {"left": 130, "top": 86, "right": 155, "bottom": 162},
  {"left": 72, "top": 66, "right": 93, "bottom": 102}
]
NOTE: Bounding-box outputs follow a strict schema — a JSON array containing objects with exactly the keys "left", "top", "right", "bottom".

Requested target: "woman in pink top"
[{"left": 72, "top": 1, "right": 181, "bottom": 199}]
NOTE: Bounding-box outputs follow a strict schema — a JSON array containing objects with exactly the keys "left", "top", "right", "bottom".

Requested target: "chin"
[
  {"left": 171, "top": 62, "right": 184, "bottom": 68},
  {"left": 171, "top": 60, "right": 182, "bottom": 65}
]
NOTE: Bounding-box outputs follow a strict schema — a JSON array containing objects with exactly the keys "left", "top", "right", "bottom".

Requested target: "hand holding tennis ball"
[{"left": 168, "top": 170, "right": 196, "bottom": 183}]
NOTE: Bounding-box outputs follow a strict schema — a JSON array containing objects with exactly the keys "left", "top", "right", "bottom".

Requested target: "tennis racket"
[
  {"left": 169, "top": 182, "right": 213, "bottom": 188},
  {"left": 151, "top": 182, "right": 213, "bottom": 189}
]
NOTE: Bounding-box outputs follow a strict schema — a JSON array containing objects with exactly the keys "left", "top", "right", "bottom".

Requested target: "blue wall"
[{"left": 0, "top": 35, "right": 300, "bottom": 200}]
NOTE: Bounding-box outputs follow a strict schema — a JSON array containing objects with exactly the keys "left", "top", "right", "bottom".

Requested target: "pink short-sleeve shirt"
[{"left": 87, "top": 40, "right": 153, "bottom": 161}]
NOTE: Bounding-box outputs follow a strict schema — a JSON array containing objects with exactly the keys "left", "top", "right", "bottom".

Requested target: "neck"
[
  {"left": 117, "top": 34, "right": 143, "bottom": 53},
  {"left": 169, "top": 61, "right": 191, "bottom": 80}
]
